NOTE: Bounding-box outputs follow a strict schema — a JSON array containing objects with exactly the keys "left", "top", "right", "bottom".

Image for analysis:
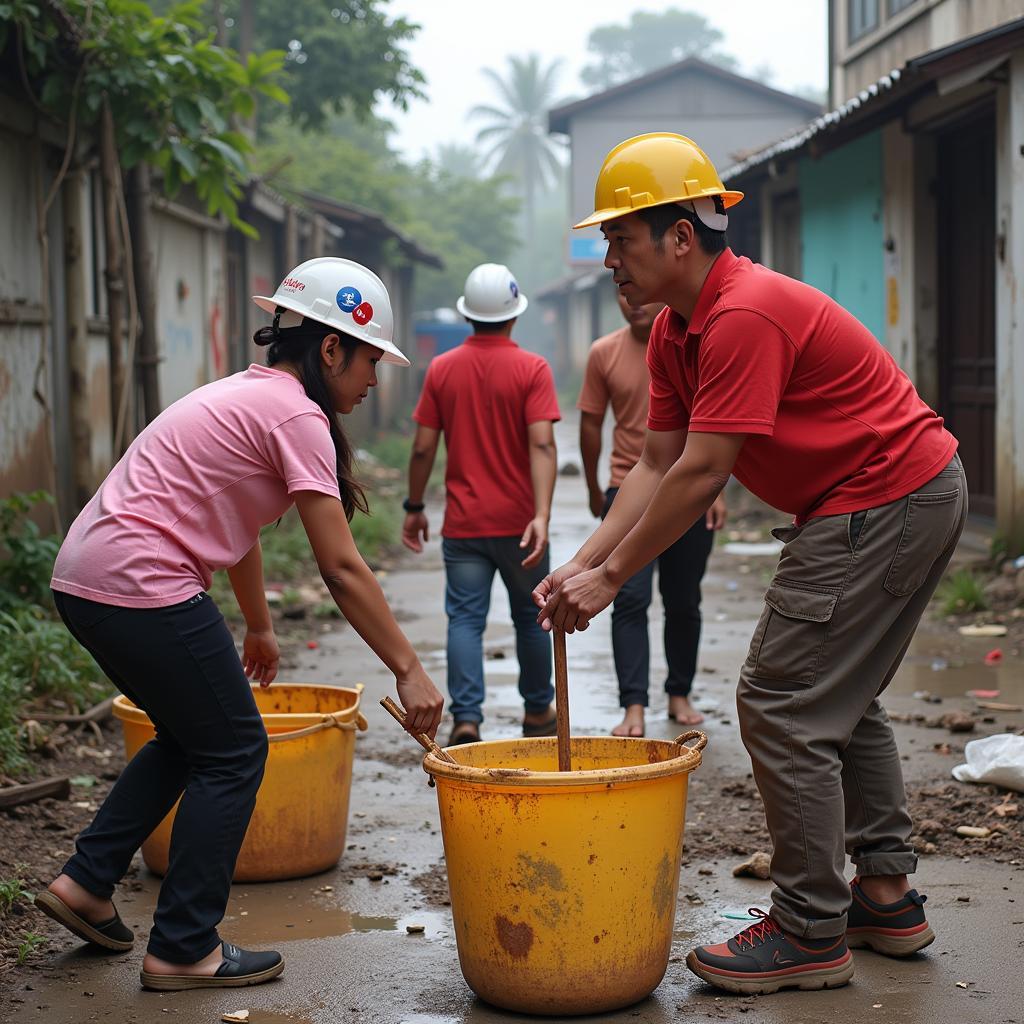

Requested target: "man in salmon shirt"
[
  {"left": 535, "top": 133, "right": 966, "bottom": 995},
  {"left": 403, "top": 263, "right": 561, "bottom": 747},
  {"left": 579, "top": 289, "right": 727, "bottom": 737}
]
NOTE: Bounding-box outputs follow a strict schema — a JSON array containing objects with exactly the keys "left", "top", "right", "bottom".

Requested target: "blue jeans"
[
  {"left": 603, "top": 488, "right": 715, "bottom": 708},
  {"left": 442, "top": 536, "right": 553, "bottom": 724}
]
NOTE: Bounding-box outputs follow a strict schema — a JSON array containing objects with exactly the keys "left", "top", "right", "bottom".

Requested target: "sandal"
[
  {"left": 522, "top": 713, "right": 558, "bottom": 738},
  {"left": 447, "top": 721, "right": 480, "bottom": 746},
  {"left": 34, "top": 889, "right": 134, "bottom": 952},
  {"left": 140, "top": 940, "right": 284, "bottom": 991}
]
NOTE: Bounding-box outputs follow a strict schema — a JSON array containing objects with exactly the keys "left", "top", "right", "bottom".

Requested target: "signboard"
[{"left": 568, "top": 234, "right": 607, "bottom": 265}]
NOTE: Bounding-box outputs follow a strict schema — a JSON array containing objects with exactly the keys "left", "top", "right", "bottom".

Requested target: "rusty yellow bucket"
[
  {"left": 424, "top": 731, "right": 706, "bottom": 1016},
  {"left": 113, "top": 683, "right": 367, "bottom": 882}
]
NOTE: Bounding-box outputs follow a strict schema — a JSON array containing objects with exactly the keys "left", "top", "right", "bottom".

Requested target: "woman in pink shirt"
[{"left": 37, "top": 258, "right": 443, "bottom": 990}]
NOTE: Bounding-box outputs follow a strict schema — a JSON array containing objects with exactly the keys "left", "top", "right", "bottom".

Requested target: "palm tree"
[{"left": 470, "top": 54, "right": 565, "bottom": 243}]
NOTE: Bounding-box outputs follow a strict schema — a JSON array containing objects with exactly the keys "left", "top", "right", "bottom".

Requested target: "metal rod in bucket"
[{"left": 553, "top": 629, "right": 571, "bottom": 772}]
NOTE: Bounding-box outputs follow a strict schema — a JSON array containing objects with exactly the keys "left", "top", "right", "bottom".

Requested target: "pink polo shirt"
[{"left": 51, "top": 364, "right": 341, "bottom": 608}]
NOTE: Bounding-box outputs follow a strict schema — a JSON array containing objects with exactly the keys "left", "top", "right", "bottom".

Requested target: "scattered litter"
[
  {"left": 967, "top": 689, "right": 1000, "bottom": 699},
  {"left": 721, "top": 909, "right": 757, "bottom": 921},
  {"left": 913, "top": 690, "right": 943, "bottom": 704},
  {"left": 698, "top": 867, "right": 714, "bottom": 876},
  {"left": 222, "top": 1013, "right": 249, "bottom": 1023},
  {"left": 940, "top": 711, "right": 975, "bottom": 734},
  {"left": 990, "top": 795, "right": 1019, "bottom": 818},
  {"left": 984, "top": 649, "right": 1003, "bottom": 665},
  {"left": 722, "top": 541, "right": 783, "bottom": 557},
  {"left": 957, "top": 895, "right": 971, "bottom": 902},
  {"left": 955, "top": 981, "right": 970, "bottom": 989},
  {"left": 684, "top": 892, "right": 704, "bottom": 905},
  {"left": 976, "top": 701, "right": 1023, "bottom": 712},
  {"left": 307, "top": 640, "right": 319, "bottom": 649},
  {"left": 264, "top": 590, "right": 282, "bottom": 604},
  {"left": 732, "top": 851, "right": 771, "bottom": 880},
  {"left": 406, "top": 923, "right": 425, "bottom": 934},
  {"left": 958, "top": 624, "right": 1007, "bottom": 637},
  {"left": 933, "top": 743, "right": 953, "bottom": 755},
  {"left": 368, "top": 873, "right": 384, "bottom": 881},
  {"left": 725, "top": 581, "right": 739, "bottom": 592},
  {"left": 69, "top": 775, "right": 96, "bottom": 787},
  {"left": 955, "top": 825, "right": 991, "bottom": 839},
  {"left": 952, "top": 734, "right": 1024, "bottom": 792},
  {"left": 1014, "top": 555, "right": 1024, "bottom": 571},
  {"left": 319, "top": 885, "right": 333, "bottom": 892},
  {"left": 930, "top": 658, "right": 948, "bottom": 672}
]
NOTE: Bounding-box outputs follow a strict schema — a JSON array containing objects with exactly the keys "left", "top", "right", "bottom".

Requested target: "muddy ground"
[{"left": 1, "top": 415, "right": 1022, "bottom": 1023}]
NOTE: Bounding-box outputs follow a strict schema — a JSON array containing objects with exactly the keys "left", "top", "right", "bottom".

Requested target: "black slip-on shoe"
[
  {"left": 847, "top": 877, "right": 935, "bottom": 957},
  {"left": 447, "top": 721, "right": 480, "bottom": 746},
  {"left": 34, "top": 890, "right": 134, "bottom": 952},
  {"left": 140, "top": 941, "right": 284, "bottom": 991},
  {"left": 686, "top": 909, "right": 854, "bottom": 995}
]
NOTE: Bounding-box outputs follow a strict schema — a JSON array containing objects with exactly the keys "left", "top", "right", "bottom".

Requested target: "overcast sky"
[{"left": 381, "top": 0, "right": 829, "bottom": 160}]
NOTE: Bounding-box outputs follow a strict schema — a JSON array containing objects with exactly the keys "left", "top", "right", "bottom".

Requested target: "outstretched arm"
[{"left": 295, "top": 490, "right": 444, "bottom": 737}]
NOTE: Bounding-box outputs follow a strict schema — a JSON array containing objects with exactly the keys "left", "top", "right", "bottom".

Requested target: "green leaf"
[
  {"left": 255, "top": 83, "right": 290, "bottom": 106},
  {"left": 170, "top": 140, "right": 199, "bottom": 179},
  {"left": 171, "top": 98, "right": 201, "bottom": 137},
  {"left": 196, "top": 95, "right": 226, "bottom": 132},
  {"left": 202, "top": 137, "right": 248, "bottom": 176}
]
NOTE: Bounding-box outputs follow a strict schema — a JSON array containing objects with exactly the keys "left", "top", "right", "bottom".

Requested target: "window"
[
  {"left": 849, "top": 0, "right": 879, "bottom": 42},
  {"left": 887, "top": 0, "right": 918, "bottom": 14}
]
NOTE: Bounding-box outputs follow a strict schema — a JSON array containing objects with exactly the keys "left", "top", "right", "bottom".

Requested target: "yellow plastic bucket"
[
  {"left": 112, "top": 683, "right": 367, "bottom": 882},
  {"left": 424, "top": 731, "right": 706, "bottom": 1016}
]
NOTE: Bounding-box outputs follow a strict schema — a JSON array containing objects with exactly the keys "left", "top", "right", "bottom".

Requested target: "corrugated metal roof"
[{"left": 722, "top": 69, "right": 903, "bottom": 182}]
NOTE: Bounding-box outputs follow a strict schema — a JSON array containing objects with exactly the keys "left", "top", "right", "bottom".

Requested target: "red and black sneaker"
[
  {"left": 846, "top": 877, "right": 935, "bottom": 957},
  {"left": 686, "top": 909, "right": 854, "bottom": 995}
]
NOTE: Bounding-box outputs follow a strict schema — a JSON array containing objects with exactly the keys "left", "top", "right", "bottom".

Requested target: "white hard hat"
[
  {"left": 455, "top": 263, "right": 528, "bottom": 323},
  {"left": 253, "top": 257, "right": 409, "bottom": 367}
]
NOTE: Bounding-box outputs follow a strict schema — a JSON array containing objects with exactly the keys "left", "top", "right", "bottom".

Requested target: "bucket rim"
[
  {"left": 112, "top": 684, "right": 364, "bottom": 730},
  {"left": 423, "top": 733, "right": 704, "bottom": 788}
]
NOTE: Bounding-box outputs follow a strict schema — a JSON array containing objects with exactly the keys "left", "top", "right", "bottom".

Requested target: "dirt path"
[{"left": 2, "top": 415, "right": 1021, "bottom": 1022}]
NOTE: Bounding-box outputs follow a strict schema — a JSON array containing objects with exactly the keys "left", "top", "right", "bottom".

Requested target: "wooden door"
[{"left": 937, "top": 112, "right": 996, "bottom": 517}]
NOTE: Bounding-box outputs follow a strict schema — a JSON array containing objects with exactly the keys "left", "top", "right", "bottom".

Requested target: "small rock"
[
  {"left": 558, "top": 462, "right": 581, "bottom": 477},
  {"left": 955, "top": 825, "right": 991, "bottom": 839},
  {"left": 940, "top": 711, "right": 975, "bottom": 733},
  {"left": 732, "top": 851, "right": 771, "bottom": 880},
  {"left": 406, "top": 923, "right": 425, "bottom": 934},
  {"left": 368, "top": 873, "right": 384, "bottom": 881},
  {"left": 957, "top": 895, "right": 971, "bottom": 902},
  {"left": 698, "top": 867, "right": 714, "bottom": 876}
]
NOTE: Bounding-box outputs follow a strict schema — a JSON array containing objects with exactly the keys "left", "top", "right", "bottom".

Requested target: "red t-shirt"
[
  {"left": 647, "top": 249, "right": 958, "bottom": 523},
  {"left": 413, "top": 335, "right": 561, "bottom": 538}
]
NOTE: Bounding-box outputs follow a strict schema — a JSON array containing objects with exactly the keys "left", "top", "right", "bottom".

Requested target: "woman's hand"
[
  {"left": 538, "top": 565, "right": 619, "bottom": 634},
  {"left": 396, "top": 663, "right": 445, "bottom": 739},
  {"left": 242, "top": 628, "right": 279, "bottom": 688}
]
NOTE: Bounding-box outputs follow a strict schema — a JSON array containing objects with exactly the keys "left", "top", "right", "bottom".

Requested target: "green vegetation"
[
  {"left": 0, "top": 494, "right": 111, "bottom": 774},
  {"left": 0, "top": 874, "right": 32, "bottom": 917},
  {"left": 937, "top": 569, "right": 989, "bottom": 616},
  {"left": 15, "top": 931, "right": 47, "bottom": 965}
]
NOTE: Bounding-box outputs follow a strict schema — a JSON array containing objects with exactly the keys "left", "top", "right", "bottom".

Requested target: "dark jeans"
[
  {"left": 442, "top": 536, "right": 553, "bottom": 724},
  {"left": 602, "top": 488, "right": 715, "bottom": 708},
  {"left": 52, "top": 590, "right": 268, "bottom": 964}
]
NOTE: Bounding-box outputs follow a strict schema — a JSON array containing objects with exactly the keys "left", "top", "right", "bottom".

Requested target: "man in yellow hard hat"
[{"left": 534, "top": 133, "right": 965, "bottom": 995}]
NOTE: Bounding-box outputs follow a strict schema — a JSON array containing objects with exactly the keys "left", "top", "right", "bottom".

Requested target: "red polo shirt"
[
  {"left": 647, "top": 249, "right": 957, "bottom": 522},
  {"left": 413, "top": 335, "right": 561, "bottom": 538}
]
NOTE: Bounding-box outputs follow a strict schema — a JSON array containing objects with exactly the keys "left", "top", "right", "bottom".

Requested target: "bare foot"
[
  {"left": 612, "top": 705, "right": 645, "bottom": 737},
  {"left": 48, "top": 874, "right": 115, "bottom": 925},
  {"left": 142, "top": 944, "right": 224, "bottom": 977},
  {"left": 669, "top": 696, "right": 704, "bottom": 725}
]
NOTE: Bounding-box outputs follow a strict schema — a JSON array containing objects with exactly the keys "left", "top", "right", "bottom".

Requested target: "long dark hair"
[{"left": 254, "top": 312, "right": 368, "bottom": 520}]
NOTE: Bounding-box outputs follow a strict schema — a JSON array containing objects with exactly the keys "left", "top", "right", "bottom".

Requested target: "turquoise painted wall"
[{"left": 798, "top": 131, "right": 885, "bottom": 341}]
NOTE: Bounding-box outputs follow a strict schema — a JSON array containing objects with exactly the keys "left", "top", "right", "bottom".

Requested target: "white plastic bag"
[{"left": 952, "top": 734, "right": 1024, "bottom": 792}]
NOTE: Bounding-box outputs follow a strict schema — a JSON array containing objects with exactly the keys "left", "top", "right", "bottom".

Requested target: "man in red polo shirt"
[
  {"left": 403, "top": 263, "right": 561, "bottom": 746},
  {"left": 535, "top": 134, "right": 966, "bottom": 995}
]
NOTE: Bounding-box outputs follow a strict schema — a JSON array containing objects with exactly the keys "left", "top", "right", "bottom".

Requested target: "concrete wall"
[
  {"left": 798, "top": 131, "right": 886, "bottom": 341},
  {"left": 566, "top": 69, "right": 819, "bottom": 265}
]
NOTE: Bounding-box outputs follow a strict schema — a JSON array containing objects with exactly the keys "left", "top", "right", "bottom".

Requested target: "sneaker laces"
[{"left": 734, "top": 908, "right": 782, "bottom": 949}]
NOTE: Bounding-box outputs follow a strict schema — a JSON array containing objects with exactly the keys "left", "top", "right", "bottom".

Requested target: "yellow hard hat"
[{"left": 574, "top": 132, "right": 744, "bottom": 230}]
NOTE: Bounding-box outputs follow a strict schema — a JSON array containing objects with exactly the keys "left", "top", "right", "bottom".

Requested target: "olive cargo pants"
[{"left": 737, "top": 455, "right": 968, "bottom": 939}]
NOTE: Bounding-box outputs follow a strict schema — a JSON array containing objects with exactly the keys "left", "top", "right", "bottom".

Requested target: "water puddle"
[{"left": 888, "top": 653, "right": 1024, "bottom": 704}]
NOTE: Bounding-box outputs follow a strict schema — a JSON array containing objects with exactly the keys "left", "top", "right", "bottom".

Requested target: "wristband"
[{"left": 402, "top": 498, "right": 425, "bottom": 513}]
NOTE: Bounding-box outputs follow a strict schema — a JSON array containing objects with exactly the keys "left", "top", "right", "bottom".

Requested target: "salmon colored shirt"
[
  {"left": 51, "top": 365, "right": 341, "bottom": 607},
  {"left": 577, "top": 325, "right": 649, "bottom": 488},
  {"left": 647, "top": 249, "right": 958, "bottom": 523},
  {"left": 413, "top": 335, "right": 561, "bottom": 538}
]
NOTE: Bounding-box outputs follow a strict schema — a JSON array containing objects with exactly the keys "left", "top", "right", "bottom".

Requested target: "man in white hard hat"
[{"left": 403, "top": 263, "right": 561, "bottom": 745}]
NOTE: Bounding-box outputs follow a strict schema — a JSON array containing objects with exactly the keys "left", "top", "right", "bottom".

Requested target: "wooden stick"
[
  {"left": 379, "top": 697, "right": 458, "bottom": 764},
  {"left": 0, "top": 777, "right": 71, "bottom": 810},
  {"left": 22, "top": 695, "right": 115, "bottom": 724},
  {"left": 553, "top": 629, "right": 572, "bottom": 772}
]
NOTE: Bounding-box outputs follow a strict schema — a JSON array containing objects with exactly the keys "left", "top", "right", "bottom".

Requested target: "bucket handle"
[
  {"left": 673, "top": 729, "right": 708, "bottom": 752},
  {"left": 267, "top": 709, "right": 369, "bottom": 744}
]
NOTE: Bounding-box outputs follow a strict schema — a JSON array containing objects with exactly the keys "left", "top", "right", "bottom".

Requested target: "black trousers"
[
  {"left": 53, "top": 590, "right": 267, "bottom": 964},
  {"left": 602, "top": 488, "right": 715, "bottom": 707}
]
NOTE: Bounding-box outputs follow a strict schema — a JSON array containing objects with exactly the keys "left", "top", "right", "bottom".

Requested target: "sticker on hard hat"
[
  {"left": 352, "top": 301, "right": 373, "bottom": 326},
  {"left": 336, "top": 287, "right": 362, "bottom": 313},
  {"left": 510, "top": 280, "right": 519, "bottom": 298}
]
